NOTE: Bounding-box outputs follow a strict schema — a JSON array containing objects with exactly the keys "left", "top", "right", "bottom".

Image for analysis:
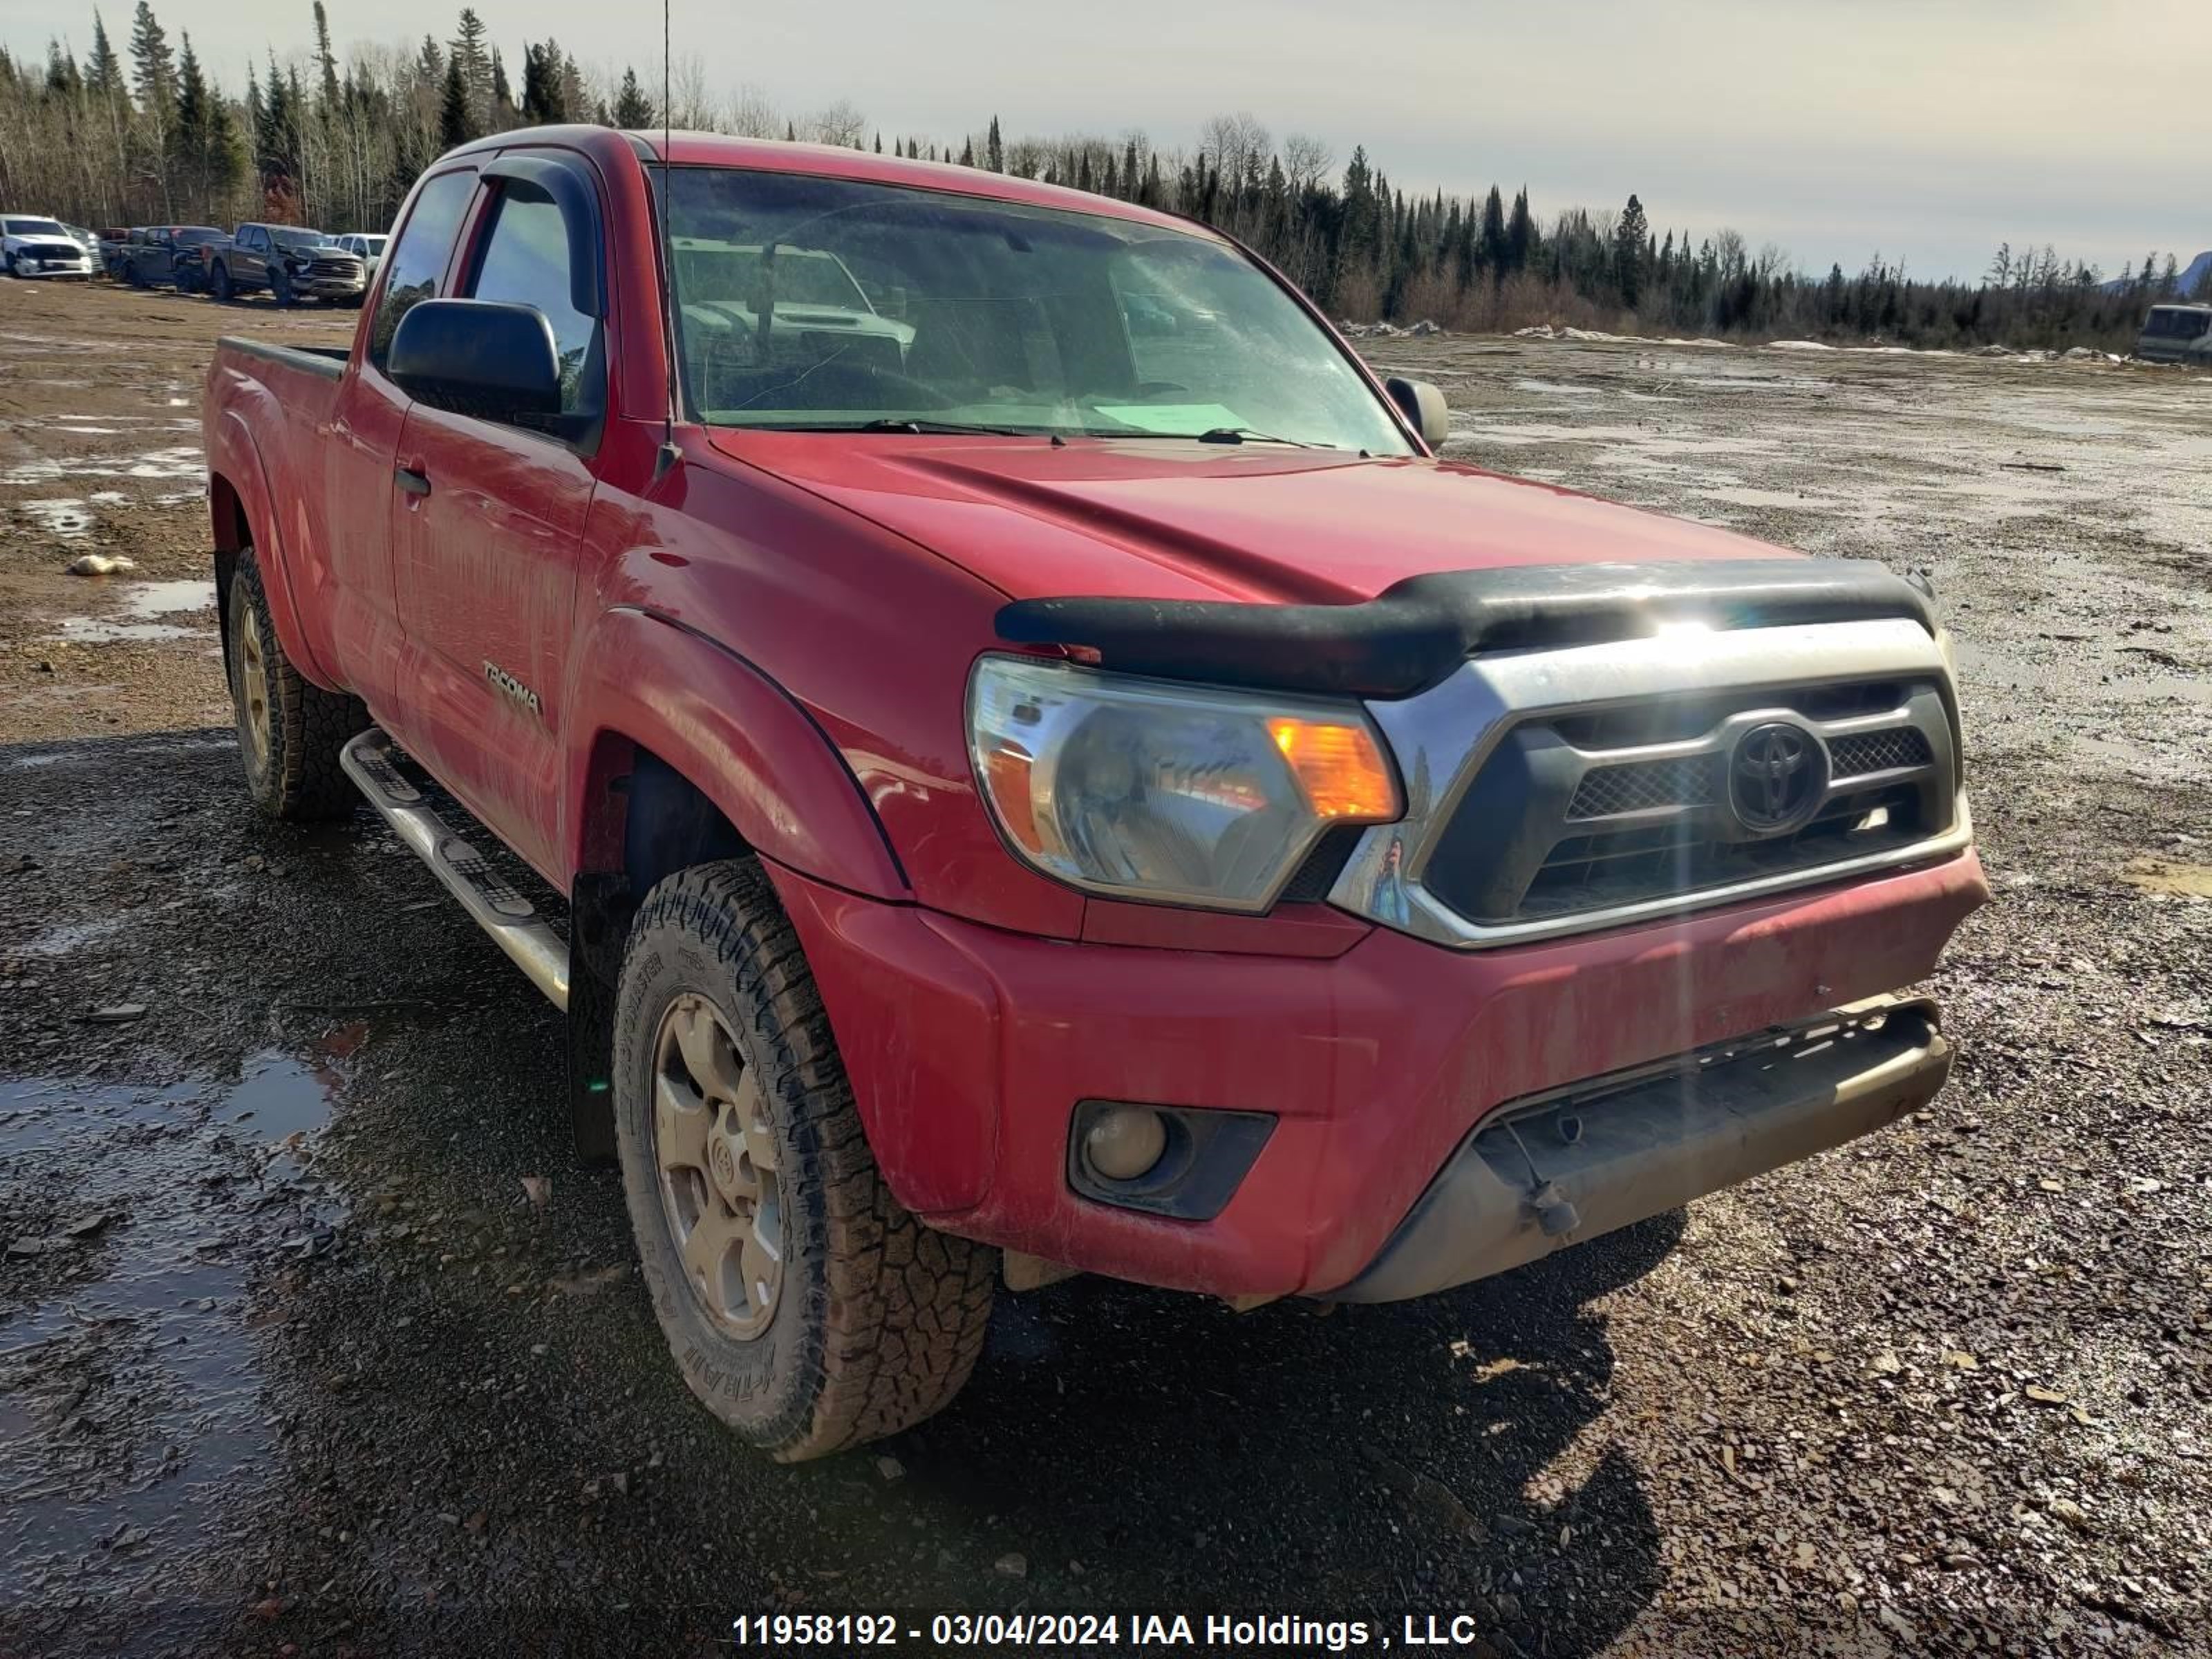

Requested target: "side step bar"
[{"left": 340, "top": 729, "right": 571, "bottom": 1011}]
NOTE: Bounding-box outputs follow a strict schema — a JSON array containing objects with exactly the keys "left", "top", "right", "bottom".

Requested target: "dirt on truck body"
[{"left": 0, "top": 260, "right": 2207, "bottom": 1657}]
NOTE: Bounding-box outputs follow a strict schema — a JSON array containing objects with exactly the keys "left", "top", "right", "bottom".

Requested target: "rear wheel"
[
  {"left": 614, "top": 860, "right": 996, "bottom": 1461},
  {"left": 224, "top": 546, "right": 367, "bottom": 820},
  {"left": 270, "top": 267, "right": 294, "bottom": 308}
]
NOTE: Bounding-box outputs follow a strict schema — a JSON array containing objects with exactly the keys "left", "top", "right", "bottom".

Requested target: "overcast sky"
[{"left": 3, "top": 0, "right": 2200, "bottom": 282}]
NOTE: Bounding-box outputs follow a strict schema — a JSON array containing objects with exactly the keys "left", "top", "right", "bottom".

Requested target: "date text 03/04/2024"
[{"left": 729, "top": 1612, "right": 1504, "bottom": 1649}]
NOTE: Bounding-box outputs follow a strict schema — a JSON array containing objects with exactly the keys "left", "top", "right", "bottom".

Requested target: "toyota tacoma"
[{"left": 202, "top": 129, "right": 1987, "bottom": 1460}]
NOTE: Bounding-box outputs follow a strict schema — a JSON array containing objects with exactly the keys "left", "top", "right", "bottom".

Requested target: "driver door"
[{"left": 390, "top": 155, "right": 608, "bottom": 881}]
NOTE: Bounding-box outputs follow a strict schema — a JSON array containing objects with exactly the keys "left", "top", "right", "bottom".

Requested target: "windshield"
[
  {"left": 2144, "top": 308, "right": 2211, "bottom": 340},
  {"left": 6, "top": 218, "right": 69, "bottom": 238},
  {"left": 361, "top": 236, "right": 388, "bottom": 254},
  {"left": 663, "top": 168, "right": 1412, "bottom": 452},
  {"left": 270, "top": 227, "right": 336, "bottom": 251}
]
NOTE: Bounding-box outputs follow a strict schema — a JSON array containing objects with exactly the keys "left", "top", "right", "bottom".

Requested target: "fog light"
[{"left": 1083, "top": 1105, "right": 1168, "bottom": 1181}]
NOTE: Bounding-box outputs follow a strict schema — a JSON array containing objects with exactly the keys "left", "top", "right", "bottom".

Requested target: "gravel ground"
[{"left": 1, "top": 283, "right": 2209, "bottom": 1658}]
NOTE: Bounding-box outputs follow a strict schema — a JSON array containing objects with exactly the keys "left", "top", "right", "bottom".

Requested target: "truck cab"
[{"left": 203, "top": 128, "right": 1985, "bottom": 1461}]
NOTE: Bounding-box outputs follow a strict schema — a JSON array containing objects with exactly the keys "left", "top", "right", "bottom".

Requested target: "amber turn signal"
[{"left": 1266, "top": 717, "right": 1400, "bottom": 820}]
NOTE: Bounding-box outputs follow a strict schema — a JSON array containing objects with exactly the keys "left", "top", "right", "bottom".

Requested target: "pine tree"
[
  {"left": 129, "top": 0, "right": 176, "bottom": 117},
  {"left": 1615, "top": 192, "right": 1649, "bottom": 306},
  {"left": 312, "top": 1, "right": 339, "bottom": 110},
  {"left": 521, "top": 41, "right": 561, "bottom": 124},
  {"left": 959, "top": 135, "right": 974, "bottom": 167},
  {"left": 85, "top": 11, "right": 124, "bottom": 100},
  {"left": 985, "top": 114, "right": 1002, "bottom": 173},
  {"left": 46, "top": 40, "right": 82, "bottom": 98},
  {"left": 1506, "top": 187, "right": 1533, "bottom": 271},
  {"left": 438, "top": 53, "right": 473, "bottom": 147},
  {"left": 556, "top": 53, "right": 586, "bottom": 125},
  {"left": 170, "top": 30, "right": 208, "bottom": 187},
  {"left": 612, "top": 66, "right": 654, "bottom": 129},
  {"left": 489, "top": 50, "right": 514, "bottom": 124},
  {"left": 257, "top": 53, "right": 295, "bottom": 187},
  {"left": 1478, "top": 185, "right": 1506, "bottom": 273},
  {"left": 449, "top": 7, "right": 491, "bottom": 122}
]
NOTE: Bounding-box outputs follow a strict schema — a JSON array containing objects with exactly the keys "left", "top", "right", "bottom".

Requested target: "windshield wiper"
[
  {"left": 843, "top": 418, "right": 1033, "bottom": 436},
  {"left": 1194, "top": 426, "right": 1329, "bottom": 449},
  {"left": 1099, "top": 425, "right": 1333, "bottom": 449}
]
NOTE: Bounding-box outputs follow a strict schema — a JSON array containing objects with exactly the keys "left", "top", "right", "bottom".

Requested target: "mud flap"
[
  {"left": 566, "top": 962, "right": 619, "bottom": 1165},
  {"left": 565, "top": 872, "right": 632, "bottom": 1166}
]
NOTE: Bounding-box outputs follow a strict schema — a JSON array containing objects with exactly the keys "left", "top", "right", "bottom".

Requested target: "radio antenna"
[{"left": 653, "top": 0, "right": 679, "bottom": 480}]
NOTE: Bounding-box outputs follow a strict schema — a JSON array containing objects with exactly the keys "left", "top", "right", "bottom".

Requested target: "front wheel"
[
  {"left": 210, "top": 263, "right": 232, "bottom": 303},
  {"left": 270, "top": 268, "right": 294, "bottom": 308},
  {"left": 225, "top": 546, "right": 368, "bottom": 819},
  {"left": 614, "top": 860, "right": 997, "bottom": 1461}
]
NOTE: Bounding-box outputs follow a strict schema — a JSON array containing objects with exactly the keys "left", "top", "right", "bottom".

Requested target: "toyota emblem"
[{"left": 1730, "top": 722, "right": 1826, "bottom": 833}]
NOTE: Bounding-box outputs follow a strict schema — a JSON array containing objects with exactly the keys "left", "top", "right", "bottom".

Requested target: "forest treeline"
[{"left": 3, "top": 1, "right": 2204, "bottom": 351}]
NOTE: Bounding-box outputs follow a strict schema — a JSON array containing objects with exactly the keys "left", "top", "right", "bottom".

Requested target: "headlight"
[{"left": 968, "top": 655, "right": 1401, "bottom": 910}]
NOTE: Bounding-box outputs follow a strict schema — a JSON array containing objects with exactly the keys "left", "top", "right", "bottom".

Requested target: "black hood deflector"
[{"left": 993, "top": 559, "right": 1937, "bottom": 699}]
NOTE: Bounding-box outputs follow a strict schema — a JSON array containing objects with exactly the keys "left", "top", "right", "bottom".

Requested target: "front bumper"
[
  {"left": 771, "top": 850, "right": 1987, "bottom": 1301},
  {"left": 1332, "top": 996, "right": 1949, "bottom": 1301},
  {"left": 12, "top": 259, "right": 91, "bottom": 277}
]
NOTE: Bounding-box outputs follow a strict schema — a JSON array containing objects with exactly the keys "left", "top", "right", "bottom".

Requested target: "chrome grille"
[
  {"left": 1329, "top": 616, "right": 1973, "bottom": 950},
  {"left": 1416, "top": 679, "right": 1956, "bottom": 928}
]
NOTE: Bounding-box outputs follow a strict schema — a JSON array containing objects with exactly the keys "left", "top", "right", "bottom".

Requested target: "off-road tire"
[
  {"left": 225, "top": 545, "right": 367, "bottom": 820},
  {"left": 614, "top": 860, "right": 996, "bottom": 1461},
  {"left": 210, "top": 262, "right": 232, "bottom": 303}
]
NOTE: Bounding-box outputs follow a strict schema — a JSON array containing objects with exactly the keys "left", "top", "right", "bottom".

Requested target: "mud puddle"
[{"left": 0, "top": 1049, "right": 349, "bottom": 1632}]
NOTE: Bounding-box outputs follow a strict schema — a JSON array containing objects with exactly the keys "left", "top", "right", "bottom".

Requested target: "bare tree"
[
  {"left": 804, "top": 98, "right": 866, "bottom": 149},
  {"left": 668, "top": 52, "right": 715, "bottom": 131},
  {"left": 726, "top": 83, "right": 780, "bottom": 138},
  {"left": 1282, "top": 131, "right": 1332, "bottom": 194},
  {"left": 1197, "top": 111, "right": 1268, "bottom": 182}
]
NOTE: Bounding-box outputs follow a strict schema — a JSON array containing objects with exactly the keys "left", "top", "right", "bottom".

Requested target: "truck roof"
[{"left": 438, "top": 126, "right": 1216, "bottom": 243}]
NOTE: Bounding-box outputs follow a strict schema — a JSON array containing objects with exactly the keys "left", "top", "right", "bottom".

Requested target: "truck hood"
[{"left": 707, "top": 433, "right": 1785, "bottom": 606}]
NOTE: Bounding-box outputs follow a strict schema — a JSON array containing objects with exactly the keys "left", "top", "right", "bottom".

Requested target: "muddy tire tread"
[
  {"left": 623, "top": 859, "right": 995, "bottom": 1461},
  {"left": 231, "top": 547, "right": 368, "bottom": 819}
]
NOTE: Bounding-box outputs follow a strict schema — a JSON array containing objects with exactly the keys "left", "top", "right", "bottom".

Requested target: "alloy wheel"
[
  {"left": 235, "top": 602, "right": 271, "bottom": 773},
  {"left": 650, "top": 992, "right": 784, "bottom": 1339}
]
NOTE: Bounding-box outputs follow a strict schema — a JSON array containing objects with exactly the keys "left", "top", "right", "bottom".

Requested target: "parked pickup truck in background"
[
  {"left": 203, "top": 128, "right": 1987, "bottom": 1461},
  {"left": 2, "top": 214, "right": 94, "bottom": 279},
  {"left": 204, "top": 222, "right": 367, "bottom": 306},
  {"left": 120, "top": 224, "right": 227, "bottom": 290}
]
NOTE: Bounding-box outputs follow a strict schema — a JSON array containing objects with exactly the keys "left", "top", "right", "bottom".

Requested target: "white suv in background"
[{"left": 2, "top": 215, "right": 95, "bottom": 279}]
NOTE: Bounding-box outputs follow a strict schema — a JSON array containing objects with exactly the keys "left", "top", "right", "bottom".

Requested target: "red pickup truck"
[{"left": 203, "top": 128, "right": 1986, "bottom": 1460}]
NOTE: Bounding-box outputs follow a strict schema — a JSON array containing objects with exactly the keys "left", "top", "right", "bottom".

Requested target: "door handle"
[{"left": 395, "top": 466, "right": 431, "bottom": 498}]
